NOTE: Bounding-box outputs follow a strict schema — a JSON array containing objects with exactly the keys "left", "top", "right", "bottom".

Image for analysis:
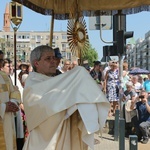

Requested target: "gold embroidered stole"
[
  {"left": 0, "top": 72, "right": 8, "bottom": 149},
  {"left": 0, "top": 71, "right": 21, "bottom": 101},
  {"left": 0, "top": 71, "right": 20, "bottom": 150},
  {"left": 0, "top": 118, "right": 6, "bottom": 150}
]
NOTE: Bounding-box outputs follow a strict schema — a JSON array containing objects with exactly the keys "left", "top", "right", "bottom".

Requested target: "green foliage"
[
  {"left": 82, "top": 44, "right": 98, "bottom": 66},
  {"left": 0, "top": 38, "right": 5, "bottom": 53}
]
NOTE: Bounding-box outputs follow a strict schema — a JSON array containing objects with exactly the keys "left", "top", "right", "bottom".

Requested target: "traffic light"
[
  {"left": 113, "top": 14, "right": 126, "bottom": 43},
  {"left": 116, "top": 30, "right": 133, "bottom": 55},
  {"left": 103, "top": 45, "right": 117, "bottom": 56}
]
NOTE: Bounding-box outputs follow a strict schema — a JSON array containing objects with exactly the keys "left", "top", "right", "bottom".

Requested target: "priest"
[
  {"left": 23, "top": 45, "right": 110, "bottom": 150},
  {"left": 0, "top": 70, "right": 21, "bottom": 150}
]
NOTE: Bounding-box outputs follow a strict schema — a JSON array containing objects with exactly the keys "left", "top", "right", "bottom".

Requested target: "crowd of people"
[
  {"left": 53, "top": 50, "right": 150, "bottom": 144},
  {"left": 0, "top": 45, "right": 150, "bottom": 150},
  {"left": 87, "top": 59, "right": 150, "bottom": 144}
]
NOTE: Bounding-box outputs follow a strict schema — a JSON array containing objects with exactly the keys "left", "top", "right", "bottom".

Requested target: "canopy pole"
[
  {"left": 13, "top": 27, "right": 17, "bottom": 86},
  {"left": 79, "top": 48, "right": 82, "bottom": 65},
  {"left": 50, "top": 10, "right": 54, "bottom": 47},
  {"left": 118, "top": 10, "right": 124, "bottom": 117},
  {"left": 10, "top": 23, "right": 21, "bottom": 86}
]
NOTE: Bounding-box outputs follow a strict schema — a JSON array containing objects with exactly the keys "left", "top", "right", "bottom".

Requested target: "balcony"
[
  {"left": 17, "top": 39, "right": 30, "bottom": 42},
  {"left": 36, "top": 39, "right": 41, "bottom": 43}
]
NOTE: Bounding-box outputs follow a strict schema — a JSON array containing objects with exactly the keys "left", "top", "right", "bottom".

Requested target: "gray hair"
[
  {"left": 30, "top": 45, "right": 54, "bottom": 71},
  {"left": 126, "top": 81, "right": 133, "bottom": 87},
  {"left": 132, "top": 75, "right": 138, "bottom": 79}
]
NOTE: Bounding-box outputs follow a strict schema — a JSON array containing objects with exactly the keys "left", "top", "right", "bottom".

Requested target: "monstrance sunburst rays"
[{"left": 67, "top": 16, "right": 89, "bottom": 59}]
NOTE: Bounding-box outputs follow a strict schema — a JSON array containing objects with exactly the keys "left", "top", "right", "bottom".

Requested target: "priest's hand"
[{"left": 5, "top": 101, "right": 19, "bottom": 112}]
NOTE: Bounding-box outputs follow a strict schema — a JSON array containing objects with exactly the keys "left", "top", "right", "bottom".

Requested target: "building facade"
[
  {"left": 0, "top": 30, "right": 74, "bottom": 66},
  {"left": 127, "top": 30, "right": 150, "bottom": 70}
]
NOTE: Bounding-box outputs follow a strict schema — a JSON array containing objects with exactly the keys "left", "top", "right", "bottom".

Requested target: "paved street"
[{"left": 88, "top": 133, "right": 150, "bottom": 150}]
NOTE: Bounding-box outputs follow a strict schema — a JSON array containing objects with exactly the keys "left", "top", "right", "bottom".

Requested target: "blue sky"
[{"left": 0, "top": 0, "right": 150, "bottom": 59}]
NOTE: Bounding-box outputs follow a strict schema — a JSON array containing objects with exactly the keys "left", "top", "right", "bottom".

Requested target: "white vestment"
[
  {"left": 23, "top": 66, "right": 110, "bottom": 150},
  {"left": 0, "top": 71, "right": 21, "bottom": 150},
  {"left": 10, "top": 70, "right": 24, "bottom": 139},
  {"left": 10, "top": 70, "right": 23, "bottom": 101}
]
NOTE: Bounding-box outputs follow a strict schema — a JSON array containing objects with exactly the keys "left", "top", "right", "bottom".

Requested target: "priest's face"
[
  {"left": 35, "top": 51, "right": 57, "bottom": 76},
  {"left": 1, "top": 62, "right": 11, "bottom": 75}
]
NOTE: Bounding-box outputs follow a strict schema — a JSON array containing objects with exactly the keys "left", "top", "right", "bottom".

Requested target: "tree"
[
  {"left": 0, "top": 38, "right": 5, "bottom": 52},
  {"left": 81, "top": 44, "right": 98, "bottom": 67}
]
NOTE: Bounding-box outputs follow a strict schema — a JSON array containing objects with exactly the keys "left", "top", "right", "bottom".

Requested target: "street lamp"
[{"left": 9, "top": 2, "right": 22, "bottom": 85}]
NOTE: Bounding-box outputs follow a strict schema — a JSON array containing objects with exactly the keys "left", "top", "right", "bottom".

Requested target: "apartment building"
[
  {"left": 0, "top": 30, "right": 73, "bottom": 65},
  {"left": 127, "top": 30, "right": 150, "bottom": 70}
]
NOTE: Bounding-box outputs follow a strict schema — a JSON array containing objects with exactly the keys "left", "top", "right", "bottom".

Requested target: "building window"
[
  {"left": 37, "top": 35, "right": 41, "bottom": 40},
  {"left": 31, "top": 44, "right": 36, "bottom": 50},
  {"left": 66, "top": 52, "right": 71, "bottom": 60},
  {"left": 36, "top": 35, "right": 41, "bottom": 43},
  {"left": 55, "top": 36, "right": 59, "bottom": 40},
  {"left": 6, "top": 35, "right": 9, "bottom": 39},
  {"left": 31, "top": 35, "right": 35, "bottom": 40},
  {"left": 61, "top": 51, "right": 66, "bottom": 57},
  {"left": 26, "top": 35, "right": 30, "bottom": 39},
  {"left": 62, "top": 43, "right": 66, "bottom": 47},
  {"left": 46, "top": 35, "right": 49, "bottom": 40},
  {"left": 18, "top": 35, "right": 21, "bottom": 39},
  {"left": 62, "top": 35, "right": 67, "bottom": 39},
  {"left": 41, "top": 36, "right": 44, "bottom": 40}
]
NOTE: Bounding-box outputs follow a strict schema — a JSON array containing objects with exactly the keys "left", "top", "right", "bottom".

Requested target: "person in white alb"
[
  {"left": 0, "top": 67, "right": 21, "bottom": 150},
  {"left": 22, "top": 45, "right": 110, "bottom": 150}
]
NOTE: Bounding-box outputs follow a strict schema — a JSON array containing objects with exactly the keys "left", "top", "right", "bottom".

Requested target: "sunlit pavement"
[{"left": 88, "top": 133, "right": 150, "bottom": 150}]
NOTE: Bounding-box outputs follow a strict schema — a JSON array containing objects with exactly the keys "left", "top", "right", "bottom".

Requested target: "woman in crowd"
[
  {"left": 60, "top": 60, "right": 71, "bottom": 73},
  {"left": 18, "top": 63, "right": 29, "bottom": 88},
  {"left": 131, "top": 75, "right": 143, "bottom": 95},
  {"left": 103, "top": 61, "right": 119, "bottom": 116},
  {"left": 122, "top": 81, "right": 137, "bottom": 136}
]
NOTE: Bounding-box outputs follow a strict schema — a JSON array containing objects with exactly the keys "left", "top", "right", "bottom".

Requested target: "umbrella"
[{"left": 129, "top": 68, "right": 150, "bottom": 75}]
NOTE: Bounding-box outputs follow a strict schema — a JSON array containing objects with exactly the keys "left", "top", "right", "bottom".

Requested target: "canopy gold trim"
[{"left": 13, "top": 0, "right": 150, "bottom": 19}]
